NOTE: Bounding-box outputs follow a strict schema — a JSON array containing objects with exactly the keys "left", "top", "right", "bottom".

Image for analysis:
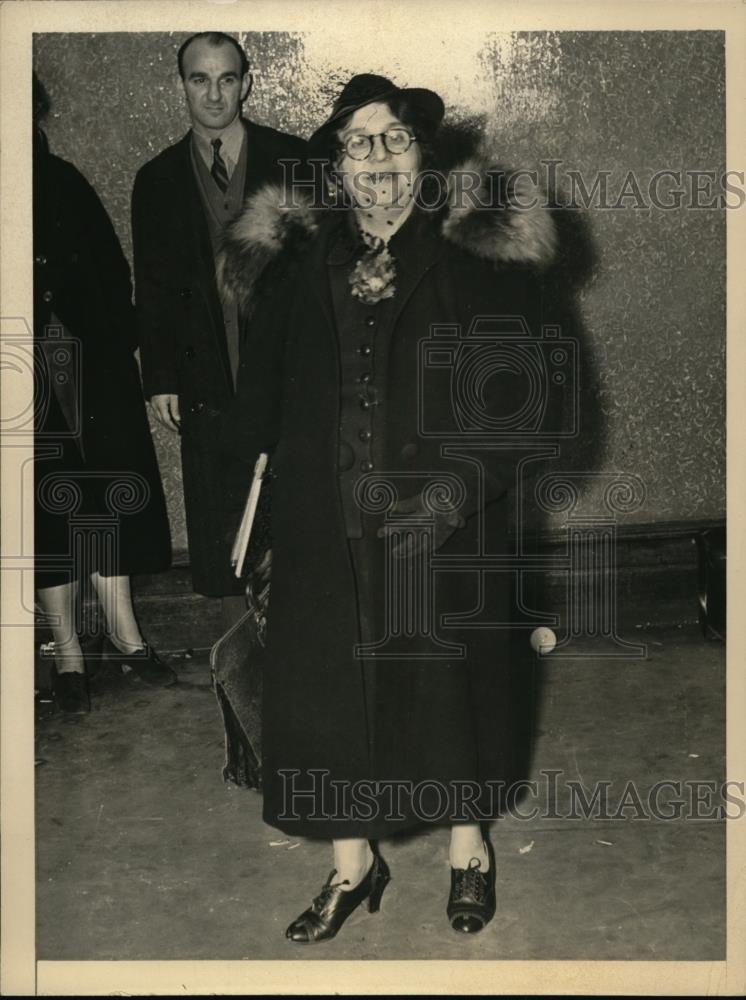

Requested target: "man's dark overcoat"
[
  {"left": 218, "top": 159, "right": 563, "bottom": 837},
  {"left": 34, "top": 140, "right": 171, "bottom": 586},
  {"left": 131, "top": 119, "right": 307, "bottom": 595}
]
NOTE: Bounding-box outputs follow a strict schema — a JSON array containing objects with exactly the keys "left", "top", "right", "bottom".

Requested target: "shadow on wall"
[
  {"left": 545, "top": 192, "right": 604, "bottom": 483},
  {"left": 428, "top": 117, "right": 605, "bottom": 799},
  {"left": 435, "top": 115, "right": 606, "bottom": 493}
]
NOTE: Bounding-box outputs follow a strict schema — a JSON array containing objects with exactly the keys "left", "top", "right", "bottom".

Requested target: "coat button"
[
  {"left": 184, "top": 347, "right": 195, "bottom": 360},
  {"left": 358, "top": 429, "right": 372, "bottom": 442},
  {"left": 360, "top": 460, "right": 374, "bottom": 472},
  {"left": 358, "top": 344, "right": 372, "bottom": 357},
  {"left": 358, "top": 372, "right": 371, "bottom": 384},
  {"left": 42, "top": 290, "right": 53, "bottom": 302},
  {"left": 365, "top": 316, "right": 376, "bottom": 327},
  {"left": 180, "top": 287, "right": 193, "bottom": 300},
  {"left": 359, "top": 397, "right": 370, "bottom": 411},
  {"left": 35, "top": 255, "right": 47, "bottom": 265},
  {"left": 189, "top": 401, "right": 205, "bottom": 414}
]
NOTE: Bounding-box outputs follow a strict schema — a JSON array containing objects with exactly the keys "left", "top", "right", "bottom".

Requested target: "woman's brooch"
[{"left": 349, "top": 231, "right": 397, "bottom": 305}]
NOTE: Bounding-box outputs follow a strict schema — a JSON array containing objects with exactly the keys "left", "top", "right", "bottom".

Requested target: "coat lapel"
[
  {"left": 242, "top": 119, "right": 280, "bottom": 197},
  {"left": 178, "top": 131, "right": 234, "bottom": 392},
  {"left": 298, "top": 212, "right": 341, "bottom": 336},
  {"left": 387, "top": 209, "right": 447, "bottom": 328},
  {"left": 373, "top": 212, "right": 447, "bottom": 414}
]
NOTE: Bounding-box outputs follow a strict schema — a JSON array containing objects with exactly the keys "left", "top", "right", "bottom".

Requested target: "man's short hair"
[{"left": 177, "top": 32, "right": 249, "bottom": 79}]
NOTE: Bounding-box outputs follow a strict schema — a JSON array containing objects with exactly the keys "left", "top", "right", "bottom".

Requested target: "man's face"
[{"left": 181, "top": 38, "right": 249, "bottom": 132}]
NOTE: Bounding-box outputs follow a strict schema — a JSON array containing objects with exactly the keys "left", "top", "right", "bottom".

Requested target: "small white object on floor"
[
  {"left": 530, "top": 627, "right": 557, "bottom": 654},
  {"left": 595, "top": 839, "right": 614, "bottom": 846},
  {"left": 519, "top": 840, "right": 535, "bottom": 854},
  {"left": 287, "top": 843, "right": 300, "bottom": 850},
  {"left": 269, "top": 839, "right": 290, "bottom": 847}
]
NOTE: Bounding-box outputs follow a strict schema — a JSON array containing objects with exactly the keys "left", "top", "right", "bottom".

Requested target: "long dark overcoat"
[
  {"left": 218, "top": 160, "right": 562, "bottom": 838},
  {"left": 34, "top": 141, "right": 171, "bottom": 587},
  {"left": 131, "top": 119, "right": 307, "bottom": 596}
]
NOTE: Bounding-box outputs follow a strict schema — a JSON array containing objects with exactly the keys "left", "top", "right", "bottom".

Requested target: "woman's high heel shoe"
[
  {"left": 285, "top": 852, "right": 391, "bottom": 943},
  {"left": 447, "top": 838, "right": 496, "bottom": 933},
  {"left": 102, "top": 635, "right": 177, "bottom": 687}
]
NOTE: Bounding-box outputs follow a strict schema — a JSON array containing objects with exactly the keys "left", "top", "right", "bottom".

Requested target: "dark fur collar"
[{"left": 217, "top": 154, "right": 556, "bottom": 314}]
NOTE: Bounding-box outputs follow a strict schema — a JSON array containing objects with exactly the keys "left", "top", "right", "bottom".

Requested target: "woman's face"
[{"left": 335, "top": 101, "right": 421, "bottom": 210}]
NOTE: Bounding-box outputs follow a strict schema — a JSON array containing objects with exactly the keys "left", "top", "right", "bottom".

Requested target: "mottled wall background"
[{"left": 33, "top": 31, "right": 725, "bottom": 560}]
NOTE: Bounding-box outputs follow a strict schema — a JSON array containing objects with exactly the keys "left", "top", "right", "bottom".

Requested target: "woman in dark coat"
[
  {"left": 219, "top": 74, "right": 559, "bottom": 941},
  {"left": 33, "top": 75, "right": 174, "bottom": 711}
]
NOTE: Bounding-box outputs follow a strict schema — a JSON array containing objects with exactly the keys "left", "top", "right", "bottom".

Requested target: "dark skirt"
[
  {"left": 259, "top": 500, "right": 534, "bottom": 840},
  {"left": 34, "top": 377, "right": 171, "bottom": 589}
]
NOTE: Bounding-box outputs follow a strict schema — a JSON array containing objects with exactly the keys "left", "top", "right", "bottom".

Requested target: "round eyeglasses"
[{"left": 340, "top": 127, "right": 417, "bottom": 161}]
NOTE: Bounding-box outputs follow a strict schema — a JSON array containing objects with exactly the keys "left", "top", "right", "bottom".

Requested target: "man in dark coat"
[{"left": 131, "top": 31, "right": 308, "bottom": 619}]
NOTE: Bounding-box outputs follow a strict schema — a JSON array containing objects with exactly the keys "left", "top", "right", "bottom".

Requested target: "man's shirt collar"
[{"left": 191, "top": 114, "right": 246, "bottom": 174}]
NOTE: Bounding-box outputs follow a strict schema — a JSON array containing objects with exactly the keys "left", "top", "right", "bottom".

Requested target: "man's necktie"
[{"left": 211, "top": 138, "right": 229, "bottom": 192}]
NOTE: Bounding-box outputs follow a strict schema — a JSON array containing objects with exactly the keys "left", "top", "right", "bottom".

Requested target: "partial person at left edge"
[
  {"left": 33, "top": 73, "right": 176, "bottom": 714},
  {"left": 131, "top": 31, "right": 309, "bottom": 622}
]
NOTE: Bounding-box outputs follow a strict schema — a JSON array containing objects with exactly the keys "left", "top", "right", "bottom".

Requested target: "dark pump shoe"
[
  {"left": 51, "top": 669, "right": 90, "bottom": 714},
  {"left": 447, "top": 840, "right": 496, "bottom": 933},
  {"left": 285, "top": 853, "right": 391, "bottom": 943},
  {"left": 102, "top": 636, "right": 177, "bottom": 687}
]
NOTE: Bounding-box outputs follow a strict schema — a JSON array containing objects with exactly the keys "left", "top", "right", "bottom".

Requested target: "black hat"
[{"left": 309, "top": 73, "right": 445, "bottom": 147}]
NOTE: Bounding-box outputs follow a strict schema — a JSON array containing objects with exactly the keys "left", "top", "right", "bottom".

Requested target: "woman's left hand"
[{"left": 376, "top": 492, "right": 465, "bottom": 558}]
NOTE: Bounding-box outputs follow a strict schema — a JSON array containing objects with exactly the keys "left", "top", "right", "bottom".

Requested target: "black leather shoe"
[
  {"left": 51, "top": 669, "right": 90, "bottom": 714},
  {"left": 447, "top": 839, "right": 496, "bottom": 933},
  {"left": 102, "top": 636, "right": 177, "bottom": 687},
  {"left": 285, "top": 852, "right": 391, "bottom": 943}
]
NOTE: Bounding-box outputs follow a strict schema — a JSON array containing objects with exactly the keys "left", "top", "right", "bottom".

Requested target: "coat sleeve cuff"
[{"left": 142, "top": 373, "right": 178, "bottom": 401}]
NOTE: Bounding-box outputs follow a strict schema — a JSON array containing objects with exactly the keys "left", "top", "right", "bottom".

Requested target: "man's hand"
[
  {"left": 377, "top": 492, "right": 465, "bottom": 558},
  {"left": 149, "top": 393, "right": 181, "bottom": 432}
]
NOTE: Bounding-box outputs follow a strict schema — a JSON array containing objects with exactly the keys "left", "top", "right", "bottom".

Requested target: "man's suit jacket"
[{"left": 131, "top": 117, "right": 307, "bottom": 596}]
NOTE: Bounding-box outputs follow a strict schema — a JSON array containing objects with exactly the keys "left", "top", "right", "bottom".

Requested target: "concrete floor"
[{"left": 35, "top": 623, "right": 725, "bottom": 961}]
